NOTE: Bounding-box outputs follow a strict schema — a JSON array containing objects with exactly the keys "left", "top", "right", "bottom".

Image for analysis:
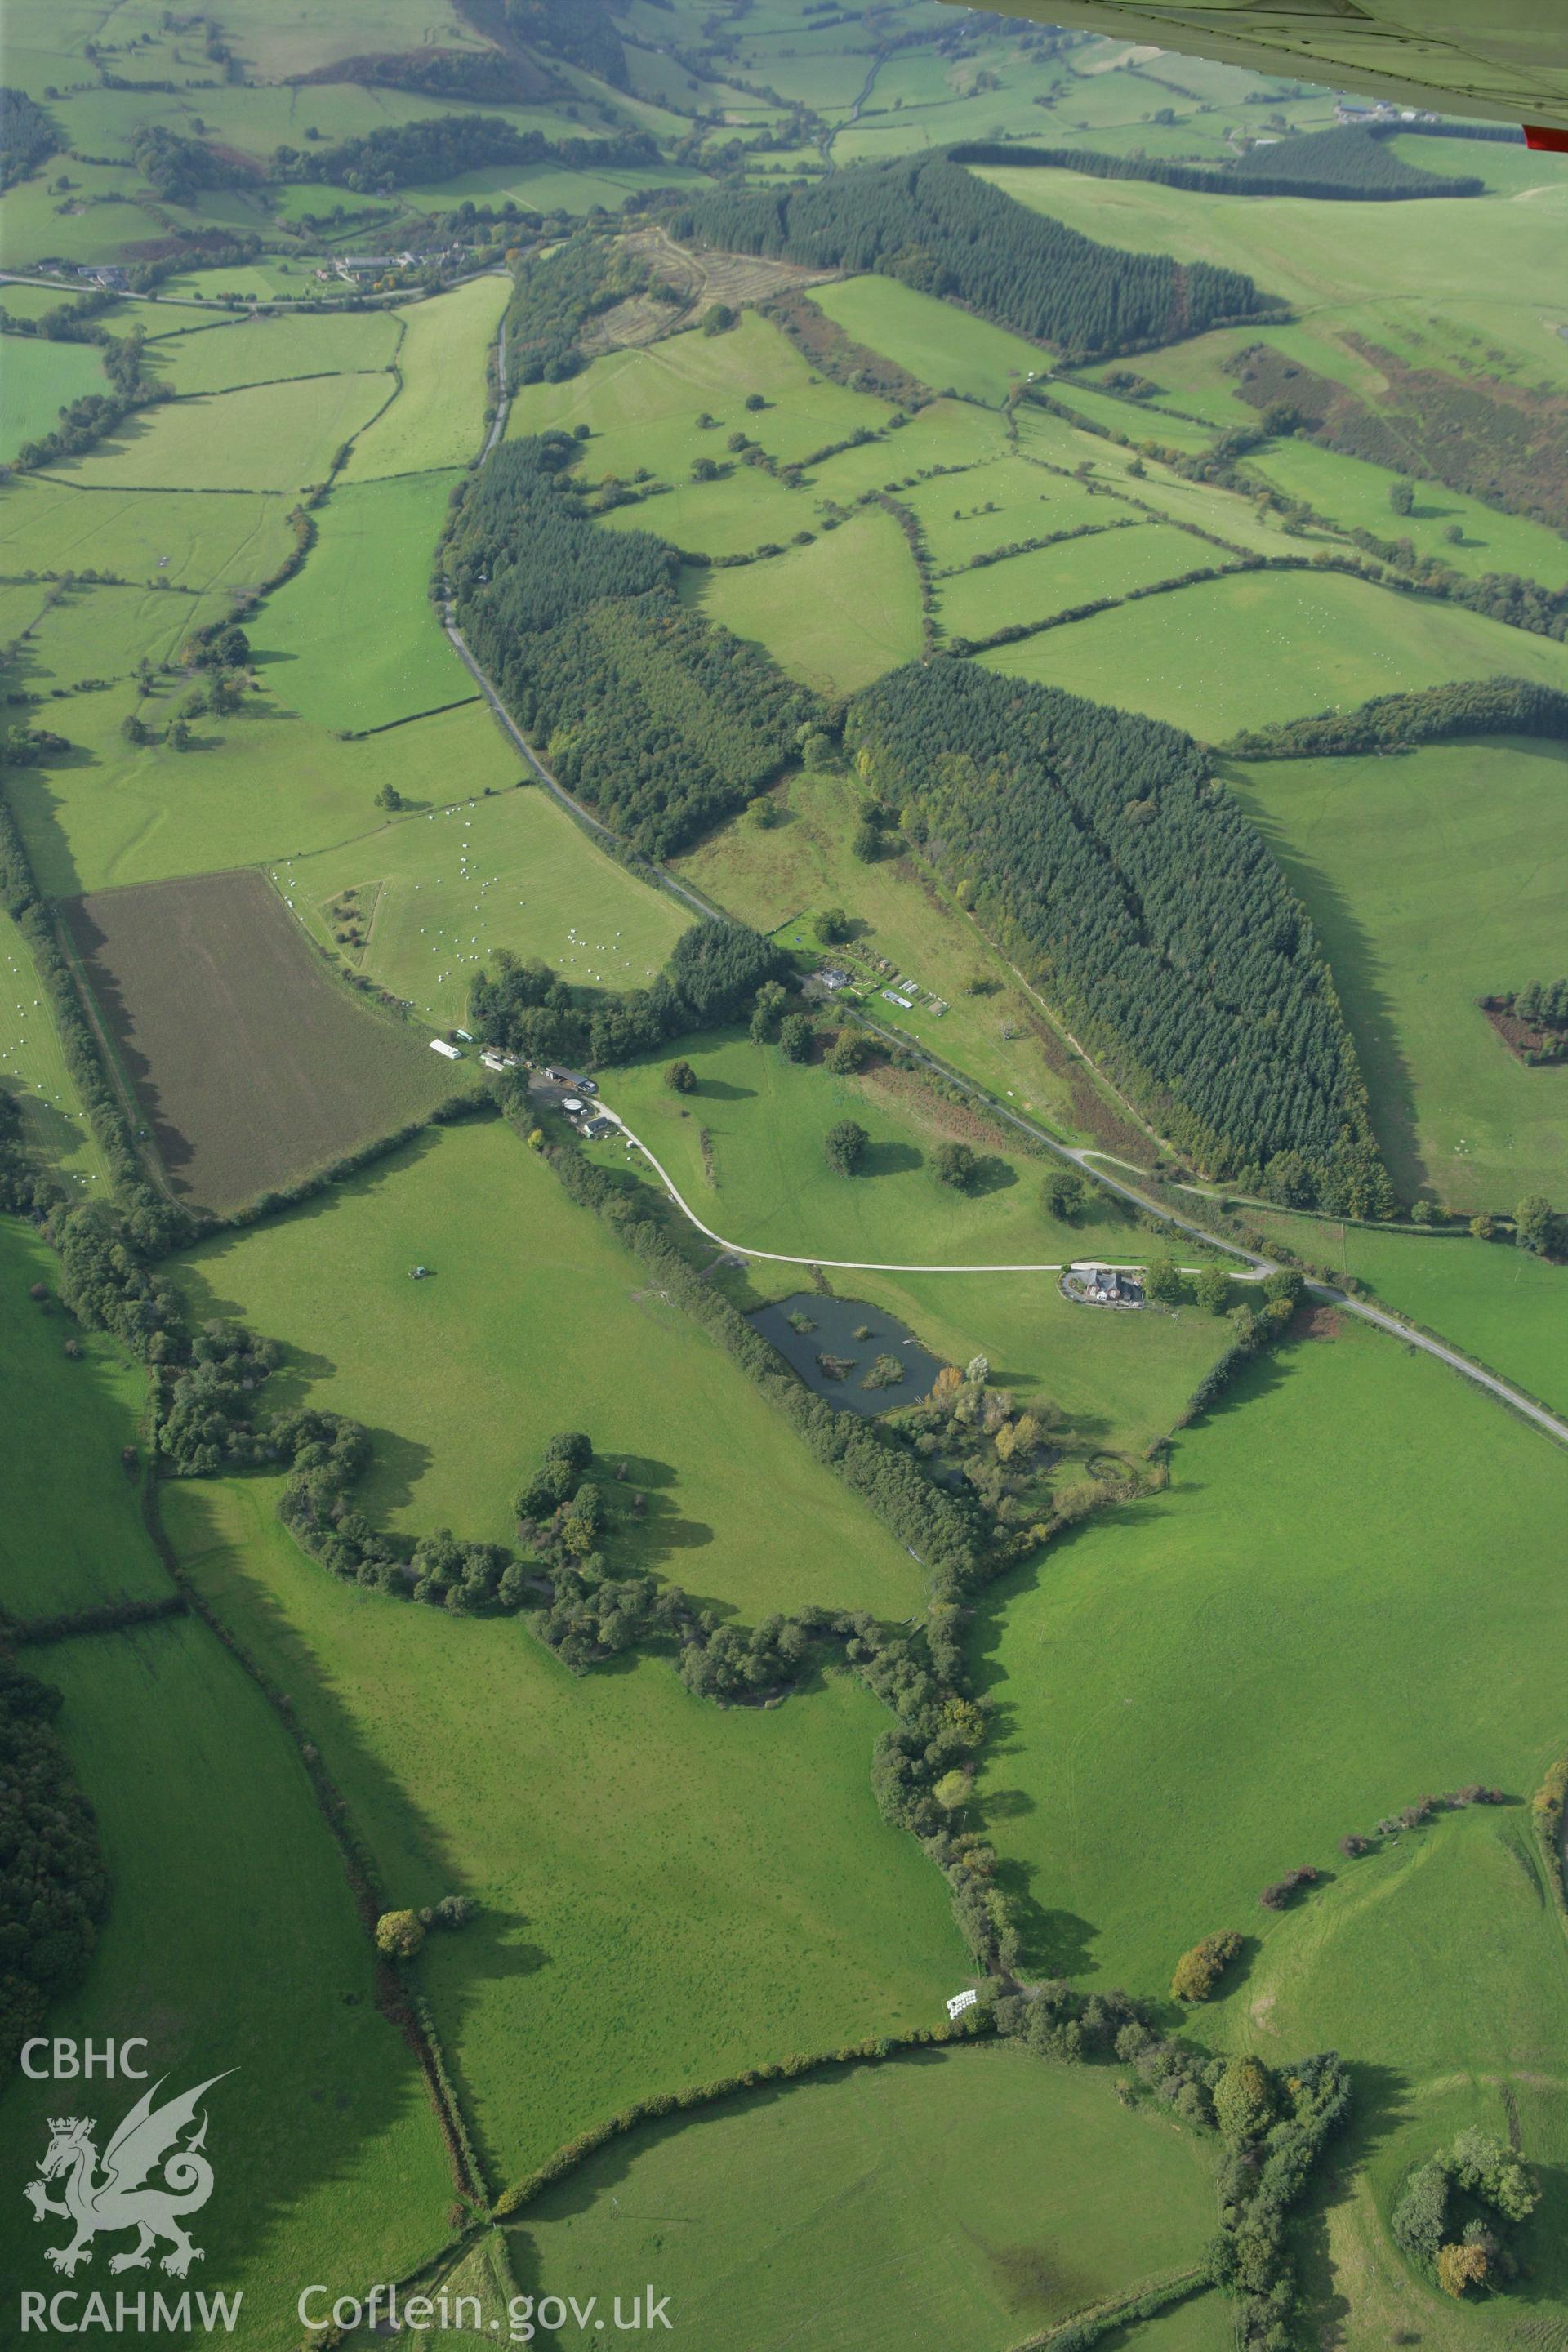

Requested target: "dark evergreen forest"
[
  {"left": 666, "top": 156, "right": 1269, "bottom": 361},
  {"left": 848, "top": 660, "right": 1392, "bottom": 1214}
]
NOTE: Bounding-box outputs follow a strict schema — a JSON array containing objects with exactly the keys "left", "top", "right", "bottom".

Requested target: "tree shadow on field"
[
  {"left": 862, "top": 1136, "right": 922, "bottom": 1177},
  {"left": 1290, "top": 2062, "right": 1416, "bottom": 2349},
  {"left": 609, "top": 1451, "right": 715, "bottom": 1567}
]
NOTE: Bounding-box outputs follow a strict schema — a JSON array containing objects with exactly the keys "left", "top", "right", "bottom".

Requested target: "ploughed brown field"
[{"left": 62, "top": 867, "right": 461, "bottom": 1213}]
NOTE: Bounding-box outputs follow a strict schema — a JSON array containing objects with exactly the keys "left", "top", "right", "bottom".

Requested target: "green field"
[
  {"left": 0, "top": 477, "right": 296, "bottom": 596},
  {"left": 168, "top": 1470, "right": 962, "bottom": 2185},
  {"left": 505, "top": 309, "right": 893, "bottom": 486},
  {"left": 341, "top": 277, "right": 510, "bottom": 481},
  {"left": 1244, "top": 435, "right": 1568, "bottom": 590},
  {"left": 275, "top": 784, "right": 690, "bottom": 1028},
  {"left": 1249, "top": 1209, "right": 1568, "bottom": 1421},
  {"left": 174, "top": 1113, "right": 929, "bottom": 1620},
  {"left": 511, "top": 2044, "right": 1219, "bottom": 2351},
  {"left": 255, "top": 470, "right": 473, "bottom": 730},
  {"left": 42, "top": 370, "right": 394, "bottom": 493},
  {"left": 11, "top": 695, "right": 520, "bottom": 898},
  {"left": 0, "top": 907, "right": 112, "bottom": 1196},
  {"left": 685, "top": 506, "right": 922, "bottom": 693},
  {"left": 604, "top": 1027, "right": 1112, "bottom": 1272},
  {"left": 0, "top": 334, "right": 113, "bottom": 461},
  {"left": 11, "top": 577, "right": 218, "bottom": 687},
  {"left": 146, "top": 307, "right": 401, "bottom": 396},
  {"left": 811, "top": 274, "right": 1050, "bottom": 406},
  {"left": 982, "top": 568, "right": 1568, "bottom": 740},
  {"left": 0, "top": 1218, "right": 164, "bottom": 1617},
  {"left": 938, "top": 519, "right": 1209, "bottom": 644},
  {"left": 0, "top": 1610, "right": 453, "bottom": 2341},
  {"left": 973, "top": 1320, "right": 1568, "bottom": 1988},
  {"left": 1231, "top": 738, "right": 1568, "bottom": 1210}
]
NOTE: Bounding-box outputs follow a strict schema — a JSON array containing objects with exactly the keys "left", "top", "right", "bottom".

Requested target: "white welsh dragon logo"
[{"left": 24, "top": 2074, "right": 232, "bottom": 2279}]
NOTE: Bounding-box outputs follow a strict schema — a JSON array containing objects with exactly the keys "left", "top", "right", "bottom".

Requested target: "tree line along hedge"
[
  {"left": 1224, "top": 675, "right": 1568, "bottom": 759},
  {"left": 949, "top": 126, "right": 1482, "bottom": 203},
  {"left": 847, "top": 658, "right": 1392, "bottom": 1218}
]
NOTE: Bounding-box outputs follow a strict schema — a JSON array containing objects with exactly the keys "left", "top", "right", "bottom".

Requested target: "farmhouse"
[{"left": 820, "top": 968, "right": 853, "bottom": 993}]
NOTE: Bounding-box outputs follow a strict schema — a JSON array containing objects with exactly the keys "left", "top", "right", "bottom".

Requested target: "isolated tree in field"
[
  {"left": 746, "top": 793, "right": 779, "bottom": 828},
  {"left": 1141, "top": 1253, "right": 1183, "bottom": 1304},
  {"left": 777, "top": 1012, "right": 814, "bottom": 1063},
  {"left": 1194, "top": 1264, "right": 1232, "bottom": 1315},
  {"left": 1170, "top": 1928, "right": 1243, "bottom": 2002},
  {"left": 120, "top": 713, "right": 149, "bottom": 747},
  {"left": 375, "top": 1909, "right": 425, "bottom": 1959},
  {"left": 167, "top": 716, "right": 192, "bottom": 751},
  {"left": 665, "top": 1058, "right": 697, "bottom": 1094},
  {"left": 376, "top": 782, "right": 405, "bottom": 812},
  {"left": 817, "top": 906, "right": 850, "bottom": 944},
  {"left": 1041, "top": 1167, "right": 1086, "bottom": 1223},
  {"left": 1389, "top": 477, "right": 1414, "bottom": 515},
  {"left": 744, "top": 390, "right": 765, "bottom": 411},
  {"left": 824, "top": 1119, "right": 868, "bottom": 1175},
  {"left": 1516, "top": 1194, "right": 1557, "bottom": 1255},
  {"left": 933, "top": 1139, "right": 978, "bottom": 1192}
]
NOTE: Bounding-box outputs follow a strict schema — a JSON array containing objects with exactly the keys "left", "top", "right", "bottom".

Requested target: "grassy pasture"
[
  {"left": 1243, "top": 435, "right": 1568, "bottom": 589},
  {"left": 0, "top": 334, "right": 110, "bottom": 461},
  {"left": 1046, "top": 379, "right": 1218, "bottom": 455},
  {"left": 0, "top": 1217, "right": 163, "bottom": 1616},
  {"left": 255, "top": 470, "right": 472, "bottom": 731},
  {"left": 0, "top": 282, "right": 89, "bottom": 321},
  {"left": 1220, "top": 1799, "right": 1568, "bottom": 2349},
  {"left": 42, "top": 371, "right": 394, "bottom": 492},
  {"left": 65, "top": 867, "right": 462, "bottom": 1213},
  {"left": 973, "top": 165, "right": 1568, "bottom": 323},
  {"left": 1230, "top": 738, "right": 1568, "bottom": 1210},
  {"left": 905, "top": 457, "right": 1109, "bottom": 568},
  {"left": 937, "top": 519, "right": 1209, "bottom": 643},
  {"left": 145, "top": 307, "right": 400, "bottom": 395},
  {"left": 341, "top": 277, "right": 510, "bottom": 482},
  {"left": 174, "top": 1114, "right": 929, "bottom": 1622},
  {"left": 511, "top": 2044, "right": 1220, "bottom": 2352},
  {"left": 685, "top": 506, "right": 922, "bottom": 693},
  {"left": 602, "top": 1027, "right": 1102, "bottom": 1271},
  {"left": 0, "top": 168, "right": 172, "bottom": 270},
  {"left": 10, "top": 577, "right": 218, "bottom": 686},
  {"left": 981, "top": 568, "right": 1568, "bottom": 739},
  {"left": 0, "top": 477, "right": 295, "bottom": 595},
  {"left": 674, "top": 768, "right": 1112, "bottom": 1146},
  {"left": 0, "top": 909, "right": 110, "bottom": 1197},
  {"left": 804, "top": 394, "right": 1004, "bottom": 498},
  {"left": 970, "top": 1317, "right": 1568, "bottom": 1997},
  {"left": 168, "top": 1469, "right": 961, "bottom": 2184},
  {"left": 1248, "top": 1209, "right": 1568, "bottom": 1423},
  {"left": 605, "top": 465, "right": 813, "bottom": 558},
  {"left": 811, "top": 274, "right": 1049, "bottom": 406},
  {"left": 11, "top": 695, "right": 519, "bottom": 898},
  {"left": 0, "top": 1615, "right": 452, "bottom": 2345},
  {"left": 505, "top": 310, "right": 893, "bottom": 484},
  {"left": 276, "top": 786, "right": 689, "bottom": 1029}
]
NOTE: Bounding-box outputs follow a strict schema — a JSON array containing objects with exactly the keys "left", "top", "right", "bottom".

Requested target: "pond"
[{"left": 748, "top": 1293, "right": 946, "bottom": 1417}]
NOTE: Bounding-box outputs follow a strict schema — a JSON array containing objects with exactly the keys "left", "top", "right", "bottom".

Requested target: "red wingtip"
[{"left": 1523, "top": 123, "right": 1568, "bottom": 151}]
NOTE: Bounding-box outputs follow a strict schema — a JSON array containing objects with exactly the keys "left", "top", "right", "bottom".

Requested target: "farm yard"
[
  {"left": 62, "top": 867, "right": 464, "bottom": 1212},
  {"left": 4, "top": 8, "right": 1568, "bottom": 2345}
]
